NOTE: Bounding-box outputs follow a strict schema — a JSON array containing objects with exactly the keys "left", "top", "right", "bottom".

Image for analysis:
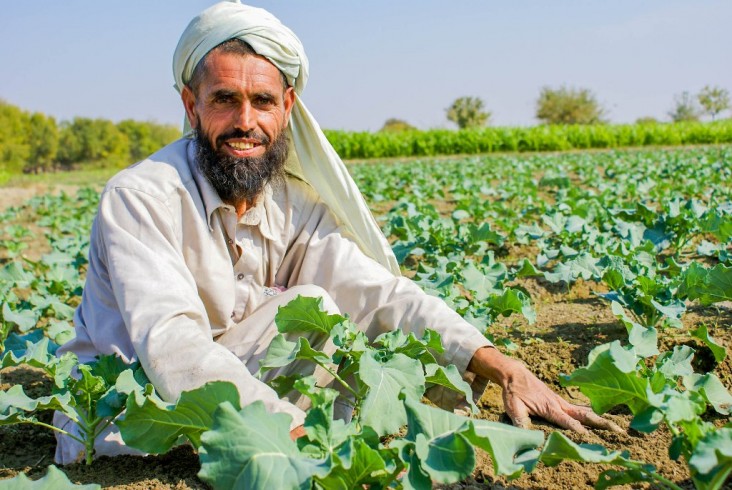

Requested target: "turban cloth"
[{"left": 172, "top": 1, "right": 400, "bottom": 274}]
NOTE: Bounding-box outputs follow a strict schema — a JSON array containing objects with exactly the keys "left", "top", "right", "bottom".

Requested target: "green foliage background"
[
  {"left": 326, "top": 120, "right": 732, "bottom": 159},
  {"left": 0, "top": 100, "right": 181, "bottom": 182}
]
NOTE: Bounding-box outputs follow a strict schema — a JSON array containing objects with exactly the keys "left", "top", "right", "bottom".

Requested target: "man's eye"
[
  {"left": 213, "top": 94, "right": 234, "bottom": 104},
  {"left": 254, "top": 95, "right": 274, "bottom": 106}
]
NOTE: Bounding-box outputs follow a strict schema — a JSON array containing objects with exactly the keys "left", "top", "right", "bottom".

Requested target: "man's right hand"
[{"left": 290, "top": 425, "right": 307, "bottom": 440}]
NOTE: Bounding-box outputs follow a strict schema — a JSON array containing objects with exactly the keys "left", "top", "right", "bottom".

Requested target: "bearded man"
[{"left": 54, "top": 1, "right": 619, "bottom": 464}]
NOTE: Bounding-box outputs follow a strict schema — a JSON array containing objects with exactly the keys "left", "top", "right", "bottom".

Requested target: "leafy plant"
[{"left": 0, "top": 333, "right": 143, "bottom": 465}]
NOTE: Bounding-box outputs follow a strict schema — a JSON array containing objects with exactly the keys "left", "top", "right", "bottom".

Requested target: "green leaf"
[
  {"left": 461, "top": 262, "right": 502, "bottom": 301},
  {"left": 561, "top": 341, "right": 649, "bottom": 414},
  {"left": 595, "top": 468, "right": 658, "bottom": 489},
  {"left": 656, "top": 345, "right": 695, "bottom": 378},
  {"left": 198, "top": 401, "right": 330, "bottom": 490},
  {"left": 359, "top": 352, "right": 425, "bottom": 436},
  {"left": 414, "top": 431, "right": 474, "bottom": 483},
  {"left": 679, "top": 263, "right": 732, "bottom": 305},
  {"left": 0, "top": 385, "right": 74, "bottom": 424},
  {"left": 540, "top": 432, "right": 630, "bottom": 466},
  {"left": 514, "top": 258, "right": 540, "bottom": 278},
  {"left": 118, "top": 381, "right": 241, "bottom": 452},
  {"left": 0, "top": 465, "right": 101, "bottom": 489},
  {"left": 467, "top": 418, "right": 544, "bottom": 478},
  {"left": 424, "top": 364, "right": 477, "bottom": 413},
  {"left": 314, "top": 438, "right": 389, "bottom": 490},
  {"left": 485, "top": 288, "right": 536, "bottom": 324},
  {"left": 627, "top": 324, "right": 659, "bottom": 358},
  {"left": 689, "top": 427, "right": 732, "bottom": 482},
  {"left": 2, "top": 303, "right": 39, "bottom": 332},
  {"left": 258, "top": 334, "right": 331, "bottom": 375},
  {"left": 297, "top": 383, "right": 356, "bottom": 454},
  {"left": 275, "top": 295, "right": 345, "bottom": 335},
  {"left": 690, "top": 324, "right": 727, "bottom": 363},
  {"left": 683, "top": 373, "right": 732, "bottom": 415}
]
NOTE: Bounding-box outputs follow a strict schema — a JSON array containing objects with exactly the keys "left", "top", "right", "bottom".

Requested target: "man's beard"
[{"left": 194, "top": 128, "right": 289, "bottom": 206}]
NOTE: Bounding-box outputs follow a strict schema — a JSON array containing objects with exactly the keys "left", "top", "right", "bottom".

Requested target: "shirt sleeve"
[
  {"left": 97, "top": 186, "right": 306, "bottom": 428},
  {"left": 278, "top": 188, "right": 492, "bottom": 375}
]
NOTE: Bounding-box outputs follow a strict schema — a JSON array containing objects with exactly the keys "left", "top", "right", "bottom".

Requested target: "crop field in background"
[{"left": 0, "top": 146, "right": 731, "bottom": 489}]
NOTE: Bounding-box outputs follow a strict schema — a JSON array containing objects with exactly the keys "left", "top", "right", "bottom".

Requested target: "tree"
[
  {"left": 446, "top": 96, "right": 491, "bottom": 129},
  {"left": 26, "top": 113, "right": 59, "bottom": 173},
  {"left": 668, "top": 91, "right": 701, "bottom": 122},
  {"left": 535, "top": 86, "right": 605, "bottom": 125},
  {"left": 697, "top": 85, "right": 730, "bottom": 121},
  {"left": 379, "top": 118, "right": 415, "bottom": 133},
  {"left": 118, "top": 120, "right": 181, "bottom": 161}
]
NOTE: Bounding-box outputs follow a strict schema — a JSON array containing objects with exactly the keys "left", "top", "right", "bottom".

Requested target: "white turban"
[{"left": 172, "top": 1, "right": 399, "bottom": 275}]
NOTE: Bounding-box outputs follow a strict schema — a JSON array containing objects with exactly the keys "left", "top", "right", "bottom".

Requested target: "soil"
[{"left": 1, "top": 187, "right": 731, "bottom": 489}]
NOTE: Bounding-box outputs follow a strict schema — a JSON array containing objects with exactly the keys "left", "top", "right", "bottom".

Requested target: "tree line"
[
  {"left": 383, "top": 85, "right": 731, "bottom": 131},
  {"left": 0, "top": 100, "right": 181, "bottom": 175}
]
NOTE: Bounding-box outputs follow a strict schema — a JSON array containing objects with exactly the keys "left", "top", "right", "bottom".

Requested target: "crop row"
[{"left": 326, "top": 120, "right": 732, "bottom": 159}]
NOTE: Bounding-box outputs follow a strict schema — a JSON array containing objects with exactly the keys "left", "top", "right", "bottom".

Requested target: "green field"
[{"left": 1, "top": 146, "right": 731, "bottom": 489}]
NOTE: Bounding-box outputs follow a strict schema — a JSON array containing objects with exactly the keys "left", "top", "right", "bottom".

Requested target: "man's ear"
[
  {"left": 181, "top": 85, "right": 198, "bottom": 130},
  {"left": 283, "top": 87, "right": 296, "bottom": 127}
]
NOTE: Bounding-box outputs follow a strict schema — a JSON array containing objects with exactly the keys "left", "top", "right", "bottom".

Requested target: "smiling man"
[{"left": 53, "top": 1, "right": 619, "bottom": 464}]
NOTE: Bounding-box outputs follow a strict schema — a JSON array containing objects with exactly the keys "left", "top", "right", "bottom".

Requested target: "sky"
[{"left": 2, "top": 1, "right": 730, "bottom": 132}]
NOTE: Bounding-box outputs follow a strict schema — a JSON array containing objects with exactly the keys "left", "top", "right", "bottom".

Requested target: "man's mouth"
[{"left": 227, "top": 141, "right": 257, "bottom": 151}]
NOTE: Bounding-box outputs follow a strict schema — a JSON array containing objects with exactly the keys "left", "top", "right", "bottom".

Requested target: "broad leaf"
[
  {"left": 198, "top": 401, "right": 330, "bottom": 490},
  {"left": 561, "top": 342, "right": 650, "bottom": 414},
  {"left": 359, "top": 352, "right": 425, "bottom": 436},
  {"left": 118, "top": 381, "right": 241, "bottom": 452},
  {"left": 540, "top": 432, "right": 630, "bottom": 466},
  {"left": 690, "top": 324, "right": 727, "bottom": 363},
  {"left": 0, "top": 465, "right": 100, "bottom": 489},
  {"left": 275, "top": 295, "right": 345, "bottom": 335}
]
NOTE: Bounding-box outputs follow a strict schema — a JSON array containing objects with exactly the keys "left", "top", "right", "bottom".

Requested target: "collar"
[{"left": 187, "top": 140, "right": 276, "bottom": 240}]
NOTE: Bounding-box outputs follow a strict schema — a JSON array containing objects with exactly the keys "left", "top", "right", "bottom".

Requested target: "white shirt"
[{"left": 60, "top": 138, "right": 491, "bottom": 426}]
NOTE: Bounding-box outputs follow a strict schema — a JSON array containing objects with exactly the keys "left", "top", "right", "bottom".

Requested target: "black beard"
[{"left": 194, "top": 128, "right": 289, "bottom": 206}]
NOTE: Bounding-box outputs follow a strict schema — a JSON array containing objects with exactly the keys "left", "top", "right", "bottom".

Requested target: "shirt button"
[
  {"left": 237, "top": 273, "right": 245, "bottom": 280},
  {"left": 227, "top": 238, "right": 234, "bottom": 245}
]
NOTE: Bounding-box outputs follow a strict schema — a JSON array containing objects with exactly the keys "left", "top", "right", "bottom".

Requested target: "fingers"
[
  {"left": 543, "top": 405, "right": 589, "bottom": 434},
  {"left": 503, "top": 390, "right": 531, "bottom": 429},
  {"left": 564, "top": 404, "right": 624, "bottom": 433}
]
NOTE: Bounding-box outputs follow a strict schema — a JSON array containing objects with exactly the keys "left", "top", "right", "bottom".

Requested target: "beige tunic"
[{"left": 59, "top": 137, "right": 491, "bottom": 431}]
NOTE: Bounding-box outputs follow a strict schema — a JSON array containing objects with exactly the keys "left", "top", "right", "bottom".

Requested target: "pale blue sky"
[{"left": 2, "top": 1, "right": 730, "bottom": 131}]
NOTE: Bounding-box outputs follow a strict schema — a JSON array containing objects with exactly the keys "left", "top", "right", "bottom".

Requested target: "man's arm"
[
  {"left": 468, "top": 346, "right": 622, "bottom": 433},
  {"left": 89, "top": 185, "right": 306, "bottom": 428}
]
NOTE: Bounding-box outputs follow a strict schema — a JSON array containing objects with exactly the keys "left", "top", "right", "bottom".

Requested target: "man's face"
[
  {"left": 181, "top": 50, "right": 296, "bottom": 205},
  {"left": 182, "top": 50, "right": 295, "bottom": 160}
]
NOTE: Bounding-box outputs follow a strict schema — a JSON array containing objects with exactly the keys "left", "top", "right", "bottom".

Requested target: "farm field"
[{"left": 1, "top": 145, "right": 731, "bottom": 489}]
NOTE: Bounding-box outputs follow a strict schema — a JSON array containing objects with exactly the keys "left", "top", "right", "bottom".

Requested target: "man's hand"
[
  {"left": 290, "top": 425, "right": 307, "bottom": 440},
  {"left": 468, "top": 346, "right": 622, "bottom": 433}
]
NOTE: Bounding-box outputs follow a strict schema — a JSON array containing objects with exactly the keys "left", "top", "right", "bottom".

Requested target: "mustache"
[{"left": 216, "top": 129, "right": 270, "bottom": 148}]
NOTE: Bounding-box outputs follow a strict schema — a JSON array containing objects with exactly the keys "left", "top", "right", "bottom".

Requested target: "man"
[{"left": 54, "top": 1, "right": 618, "bottom": 464}]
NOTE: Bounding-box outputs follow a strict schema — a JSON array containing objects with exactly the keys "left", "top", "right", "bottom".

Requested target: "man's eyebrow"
[{"left": 209, "top": 88, "right": 239, "bottom": 99}]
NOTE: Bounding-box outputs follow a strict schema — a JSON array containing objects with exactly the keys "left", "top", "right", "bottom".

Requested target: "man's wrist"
[{"left": 467, "top": 345, "right": 518, "bottom": 388}]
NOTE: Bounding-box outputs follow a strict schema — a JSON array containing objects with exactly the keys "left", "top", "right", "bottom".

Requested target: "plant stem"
[
  {"left": 313, "top": 358, "right": 360, "bottom": 398},
  {"left": 641, "top": 468, "right": 684, "bottom": 490},
  {"left": 29, "top": 420, "right": 86, "bottom": 446}
]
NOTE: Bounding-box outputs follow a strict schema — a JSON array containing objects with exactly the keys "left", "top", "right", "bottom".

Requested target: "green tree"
[
  {"left": 535, "top": 86, "right": 606, "bottom": 125},
  {"left": 57, "top": 118, "right": 130, "bottom": 168},
  {"left": 668, "top": 91, "right": 701, "bottom": 122},
  {"left": 379, "top": 118, "right": 415, "bottom": 133},
  {"left": 697, "top": 85, "right": 730, "bottom": 121},
  {"left": 26, "top": 113, "right": 59, "bottom": 173},
  {"left": 118, "top": 120, "right": 181, "bottom": 161},
  {"left": 446, "top": 96, "right": 491, "bottom": 129},
  {"left": 0, "top": 100, "right": 31, "bottom": 174}
]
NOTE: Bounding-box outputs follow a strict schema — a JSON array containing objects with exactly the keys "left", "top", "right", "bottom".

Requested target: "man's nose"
[{"left": 234, "top": 102, "right": 256, "bottom": 131}]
